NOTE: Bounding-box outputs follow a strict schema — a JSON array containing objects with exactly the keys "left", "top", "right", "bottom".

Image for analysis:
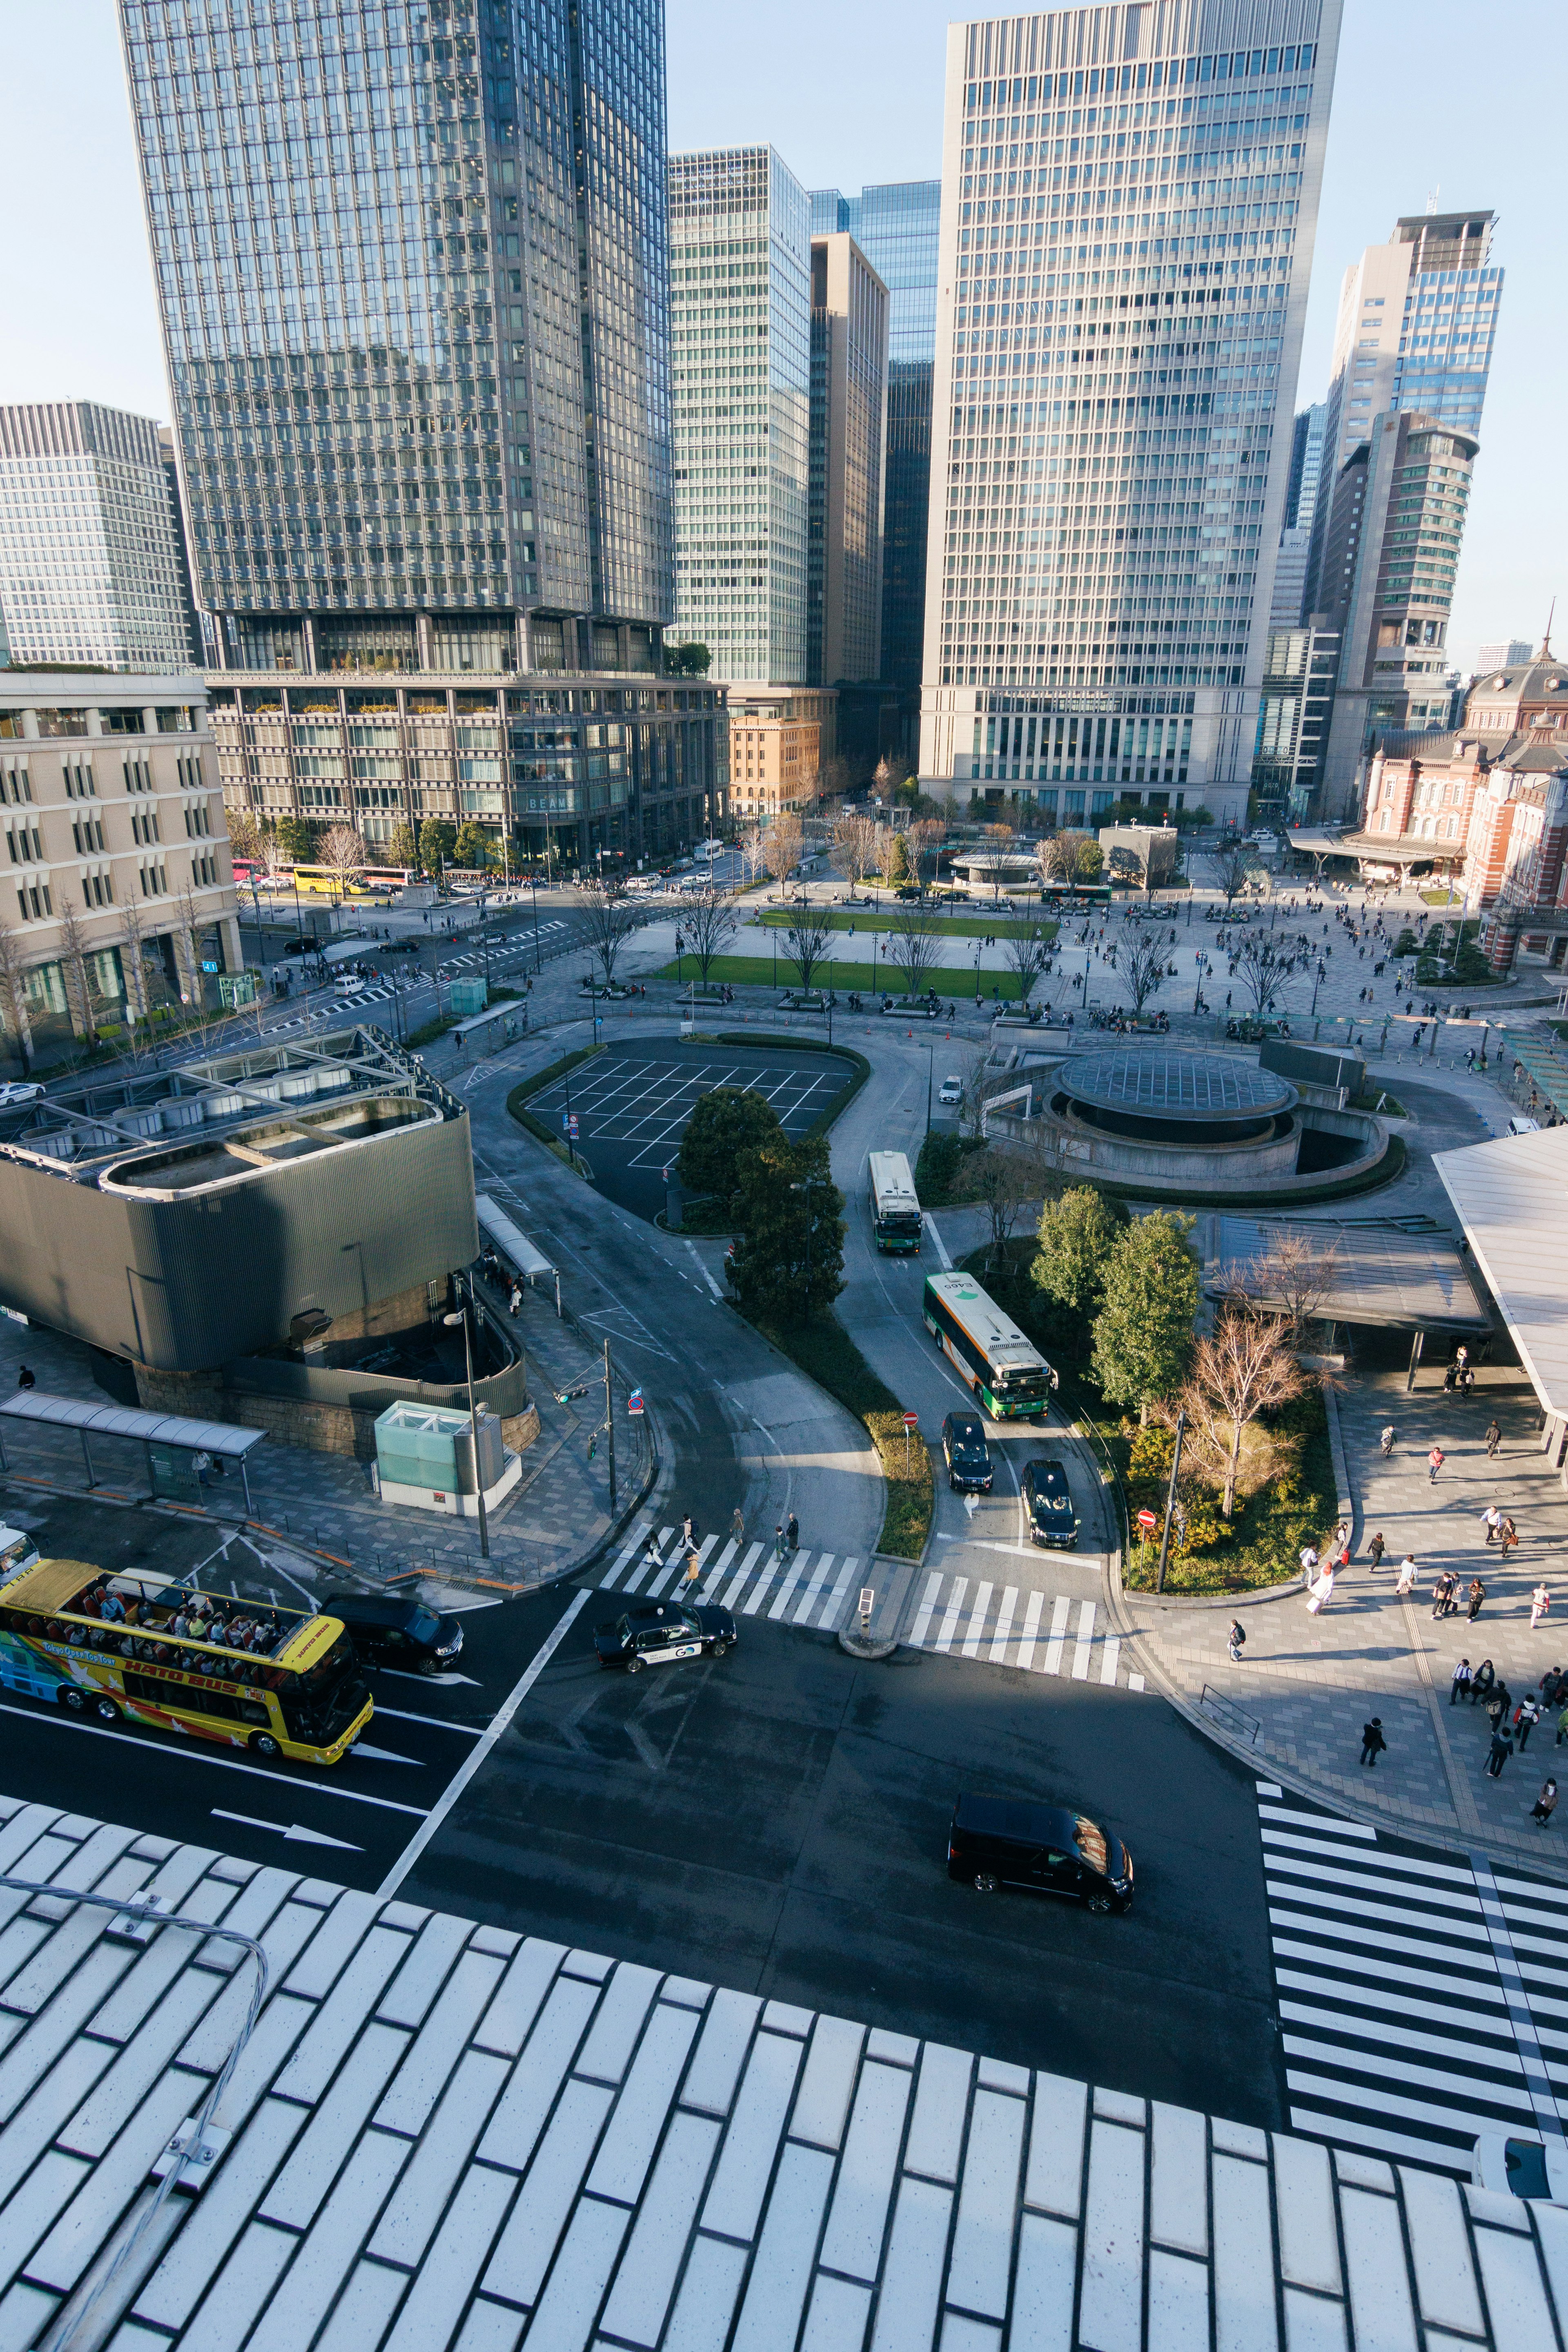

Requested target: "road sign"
[
  {"left": 627, "top": 1389, "right": 645, "bottom": 1416},
  {"left": 200, "top": 958, "right": 219, "bottom": 973},
  {"left": 1136, "top": 1508, "right": 1158, "bottom": 1532},
  {"left": 562, "top": 1111, "right": 579, "bottom": 1138},
  {"left": 902, "top": 1411, "right": 919, "bottom": 1428}
]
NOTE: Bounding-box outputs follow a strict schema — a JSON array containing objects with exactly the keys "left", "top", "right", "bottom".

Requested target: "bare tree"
[
  {"left": 117, "top": 893, "right": 156, "bottom": 1062},
  {"left": 1003, "top": 922, "right": 1053, "bottom": 1007},
  {"left": 759, "top": 813, "right": 804, "bottom": 892},
  {"left": 1211, "top": 842, "right": 1252, "bottom": 907},
  {"left": 1179, "top": 1297, "right": 1307, "bottom": 1519},
  {"left": 578, "top": 884, "right": 638, "bottom": 989},
  {"left": 54, "top": 895, "right": 100, "bottom": 1051},
  {"left": 0, "top": 913, "right": 34, "bottom": 1074},
  {"left": 321, "top": 822, "right": 365, "bottom": 900},
  {"left": 888, "top": 905, "right": 944, "bottom": 1000},
  {"left": 908, "top": 817, "right": 946, "bottom": 901},
  {"left": 969, "top": 1145, "right": 1036, "bottom": 1271},
  {"left": 831, "top": 813, "right": 878, "bottom": 895},
  {"left": 225, "top": 808, "right": 265, "bottom": 867},
  {"left": 1039, "top": 828, "right": 1093, "bottom": 898},
  {"left": 1120, "top": 932, "right": 1167, "bottom": 1018},
  {"left": 682, "top": 885, "right": 738, "bottom": 984},
  {"left": 783, "top": 906, "right": 835, "bottom": 996},
  {"left": 1243, "top": 1229, "right": 1340, "bottom": 1350},
  {"left": 1231, "top": 931, "right": 1302, "bottom": 1019}
]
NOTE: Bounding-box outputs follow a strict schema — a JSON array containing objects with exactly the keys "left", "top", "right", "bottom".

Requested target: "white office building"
[
  {"left": 0, "top": 403, "right": 197, "bottom": 674},
  {"left": 918, "top": 5, "right": 1343, "bottom": 831}
]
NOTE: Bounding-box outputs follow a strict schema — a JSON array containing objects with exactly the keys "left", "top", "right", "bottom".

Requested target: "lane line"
[
  {"left": 375, "top": 1707, "right": 485, "bottom": 1738},
  {"left": 1015, "top": 1589, "right": 1045, "bottom": 1671},
  {"left": 0, "top": 1697, "right": 426, "bottom": 1815},
  {"left": 377, "top": 1589, "right": 591, "bottom": 1900},
  {"left": 924, "top": 1215, "right": 951, "bottom": 1269}
]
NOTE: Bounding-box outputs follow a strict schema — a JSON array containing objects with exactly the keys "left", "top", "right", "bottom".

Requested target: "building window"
[
  {"left": 123, "top": 758, "right": 153, "bottom": 794},
  {"left": 140, "top": 864, "right": 168, "bottom": 898},
  {"left": 16, "top": 884, "right": 52, "bottom": 921}
]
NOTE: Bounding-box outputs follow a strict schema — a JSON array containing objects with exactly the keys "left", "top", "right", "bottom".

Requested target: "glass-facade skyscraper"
[
  {"left": 918, "top": 4, "right": 1344, "bottom": 833},
  {"left": 811, "top": 181, "right": 941, "bottom": 689}
]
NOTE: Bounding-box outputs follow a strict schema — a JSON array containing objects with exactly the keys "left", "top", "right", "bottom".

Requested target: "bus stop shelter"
[
  {"left": 474, "top": 1192, "right": 555, "bottom": 1284},
  {"left": 0, "top": 1392, "right": 267, "bottom": 1513},
  {"left": 452, "top": 1001, "right": 528, "bottom": 1057}
]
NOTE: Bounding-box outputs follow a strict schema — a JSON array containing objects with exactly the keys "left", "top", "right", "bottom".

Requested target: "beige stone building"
[
  {"left": 726, "top": 684, "right": 836, "bottom": 824},
  {"left": 0, "top": 673, "right": 240, "bottom": 1074}
]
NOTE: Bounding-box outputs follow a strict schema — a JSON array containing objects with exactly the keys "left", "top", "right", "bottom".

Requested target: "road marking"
[
  {"left": 817, "top": 1556, "right": 857, "bottom": 1628},
  {"left": 988, "top": 1587, "right": 1018, "bottom": 1663},
  {"left": 721, "top": 1543, "right": 764, "bottom": 1609},
  {"left": 684, "top": 1241, "right": 723, "bottom": 1298},
  {"left": 375, "top": 1707, "right": 485, "bottom": 1737},
  {"left": 697, "top": 1538, "right": 737, "bottom": 1601},
  {"left": 962, "top": 1495, "right": 978, "bottom": 1520},
  {"left": 960, "top": 1582, "right": 993, "bottom": 1659},
  {"left": 766, "top": 1548, "right": 811, "bottom": 1620},
  {"left": 621, "top": 1529, "right": 675, "bottom": 1596},
  {"left": 382, "top": 1668, "right": 482, "bottom": 1688},
  {"left": 212, "top": 1809, "right": 363, "bottom": 1852},
  {"left": 376, "top": 1588, "right": 591, "bottom": 1900},
  {"left": 1042, "top": 1595, "right": 1071, "bottom": 1675},
  {"left": 1014, "top": 1588, "right": 1045, "bottom": 1670},
  {"left": 909, "top": 1572, "right": 943, "bottom": 1647},
  {"left": 1098, "top": 1636, "right": 1120, "bottom": 1686},
  {"left": 1070, "top": 1599, "right": 1096, "bottom": 1679},
  {"left": 0, "top": 1697, "right": 426, "bottom": 1815},
  {"left": 934, "top": 1579, "right": 969, "bottom": 1653},
  {"left": 351, "top": 1742, "right": 425, "bottom": 1767},
  {"left": 792, "top": 1554, "right": 836, "bottom": 1625},
  {"left": 924, "top": 1215, "right": 951, "bottom": 1268}
]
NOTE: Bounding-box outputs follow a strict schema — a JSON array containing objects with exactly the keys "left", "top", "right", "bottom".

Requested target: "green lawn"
[
  {"left": 755, "top": 906, "right": 1059, "bottom": 942},
  {"left": 657, "top": 953, "right": 1029, "bottom": 999}
]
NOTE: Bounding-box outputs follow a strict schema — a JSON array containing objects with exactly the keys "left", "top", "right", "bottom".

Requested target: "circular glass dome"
[{"left": 1058, "top": 1051, "right": 1297, "bottom": 1145}]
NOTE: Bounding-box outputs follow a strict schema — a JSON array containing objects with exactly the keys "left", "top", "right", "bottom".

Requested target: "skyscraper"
[
  {"left": 0, "top": 403, "right": 198, "bottom": 673},
  {"left": 918, "top": 7, "right": 1343, "bottom": 832},
  {"left": 1477, "top": 639, "right": 1532, "bottom": 673},
  {"left": 811, "top": 182, "right": 942, "bottom": 691},
  {"left": 116, "top": 0, "right": 724, "bottom": 867},
  {"left": 668, "top": 147, "right": 811, "bottom": 686},
  {"left": 808, "top": 234, "right": 889, "bottom": 687},
  {"left": 1268, "top": 398, "right": 1324, "bottom": 627}
]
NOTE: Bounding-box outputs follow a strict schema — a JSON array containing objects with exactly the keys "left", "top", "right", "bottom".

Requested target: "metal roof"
[
  {"left": 1209, "top": 1218, "right": 1490, "bottom": 1333},
  {"left": 475, "top": 1192, "right": 555, "bottom": 1279},
  {"left": 1064, "top": 1050, "right": 1295, "bottom": 1123},
  {"left": 1433, "top": 1126, "right": 1568, "bottom": 1415},
  {"left": 0, "top": 1391, "right": 267, "bottom": 1455},
  {"left": 1502, "top": 1037, "right": 1568, "bottom": 1124}
]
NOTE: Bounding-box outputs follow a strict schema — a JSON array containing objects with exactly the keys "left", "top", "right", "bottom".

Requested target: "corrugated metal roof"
[
  {"left": 0, "top": 1391, "right": 267, "bottom": 1454},
  {"left": 1210, "top": 1217, "right": 1490, "bottom": 1332},
  {"left": 1433, "top": 1126, "right": 1568, "bottom": 1416},
  {"left": 475, "top": 1192, "right": 554, "bottom": 1279}
]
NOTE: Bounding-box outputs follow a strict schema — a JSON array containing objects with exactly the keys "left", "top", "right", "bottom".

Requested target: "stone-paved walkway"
[{"left": 1114, "top": 1360, "right": 1568, "bottom": 1878}]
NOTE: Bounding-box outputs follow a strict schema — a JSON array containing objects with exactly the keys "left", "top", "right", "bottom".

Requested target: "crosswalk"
[
  {"left": 587, "top": 1521, "right": 861, "bottom": 1632},
  {"left": 1256, "top": 1785, "right": 1568, "bottom": 2174},
  {"left": 903, "top": 1568, "right": 1144, "bottom": 1690}
]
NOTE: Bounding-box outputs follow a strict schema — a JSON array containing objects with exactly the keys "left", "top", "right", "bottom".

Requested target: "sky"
[{"left": 3, "top": 0, "right": 1561, "bottom": 673}]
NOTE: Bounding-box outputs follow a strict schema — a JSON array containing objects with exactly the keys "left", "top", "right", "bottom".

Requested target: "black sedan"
[
  {"left": 323, "top": 1593, "right": 464, "bottom": 1671},
  {"left": 595, "top": 1600, "right": 736, "bottom": 1673},
  {"left": 1022, "top": 1458, "right": 1079, "bottom": 1549},
  {"left": 942, "top": 1410, "right": 994, "bottom": 1494}
]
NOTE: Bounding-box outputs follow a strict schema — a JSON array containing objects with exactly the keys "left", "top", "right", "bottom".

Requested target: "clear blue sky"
[{"left": 5, "top": 0, "right": 1560, "bottom": 670}]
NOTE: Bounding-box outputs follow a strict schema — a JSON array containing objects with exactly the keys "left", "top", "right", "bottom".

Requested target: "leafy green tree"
[
  {"left": 419, "top": 818, "right": 458, "bottom": 873},
  {"left": 676, "top": 1087, "right": 782, "bottom": 1205},
  {"left": 1091, "top": 1210, "right": 1198, "bottom": 1418},
  {"left": 1074, "top": 838, "right": 1105, "bottom": 882},
  {"left": 387, "top": 821, "right": 419, "bottom": 871},
  {"left": 730, "top": 1132, "right": 844, "bottom": 1323},
  {"left": 884, "top": 833, "right": 913, "bottom": 885},
  {"left": 453, "top": 821, "right": 494, "bottom": 871},
  {"left": 1031, "top": 1186, "right": 1120, "bottom": 1314},
  {"left": 665, "top": 641, "right": 711, "bottom": 676},
  {"left": 275, "top": 815, "right": 317, "bottom": 864}
]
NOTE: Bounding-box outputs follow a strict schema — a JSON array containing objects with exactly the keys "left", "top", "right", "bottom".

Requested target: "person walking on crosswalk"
[{"left": 1359, "top": 1718, "right": 1387, "bottom": 1768}]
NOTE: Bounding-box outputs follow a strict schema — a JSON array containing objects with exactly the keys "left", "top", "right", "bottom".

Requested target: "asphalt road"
[{"left": 401, "top": 1598, "right": 1283, "bottom": 2128}]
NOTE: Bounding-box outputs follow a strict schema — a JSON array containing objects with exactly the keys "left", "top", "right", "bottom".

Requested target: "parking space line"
[
  {"left": 0, "top": 1697, "right": 427, "bottom": 1814},
  {"left": 1042, "top": 1595, "right": 1071, "bottom": 1675}
]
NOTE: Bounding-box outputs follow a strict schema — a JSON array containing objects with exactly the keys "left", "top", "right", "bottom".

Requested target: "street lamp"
[
  {"left": 443, "top": 1274, "right": 490, "bottom": 1560},
  {"left": 530, "top": 872, "right": 542, "bottom": 973}
]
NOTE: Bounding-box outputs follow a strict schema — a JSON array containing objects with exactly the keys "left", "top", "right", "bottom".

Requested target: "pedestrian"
[
  {"left": 1486, "top": 1683, "right": 1511, "bottom": 1733},
  {"left": 1516, "top": 1697, "right": 1542, "bottom": 1750},
  {"left": 509, "top": 1283, "right": 522, "bottom": 1318},
  {"left": 786, "top": 1512, "right": 799, "bottom": 1553},
  {"left": 192, "top": 1449, "right": 212, "bottom": 1492},
  {"left": 1367, "top": 1532, "right": 1386, "bottom": 1570},
  {"left": 1485, "top": 1418, "right": 1502, "bottom": 1458},
  {"left": 1359, "top": 1717, "right": 1388, "bottom": 1768},
  {"left": 16, "top": 1365, "right": 35, "bottom": 1391},
  {"left": 1432, "top": 1570, "right": 1455, "bottom": 1618},
  {"left": 1395, "top": 1556, "right": 1418, "bottom": 1599},
  {"left": 1558, "top": 1705, "right": 1568, "bottom": 1748},
  {"left": 1481, "top": 1505, "right": 1503, "bottom": 1546},
  {"left": 1227, "top": 1618, "right": 1246, "bottom": 1663},
  {"left": 1542, "top": 1667, "right": 1565, "bottom": 1710},
  {"left": 681, "top": 1513, "right": 695, "bottom": 1549},
  {"left": 1428, "top": 1444, "right": 1445, "bottom": 1484},
  {"left": 1472, "top": 1658, "right": 1495, "bottom": 1706},
  {"left": 1450, "top": 1657, "right": 1472, "bottom": 1705},
  {"left": 1532, "top": 1778, "right": 1559, "bottom": 1826},
  {"left": 1299, "top": 1542, "right": 1320, "bottom": 1582},
  {"left": 1306, "top": 1564, "right": 1336, "bottom": 1616},
  {"left": 774, "top": 1523, "right": 785, "bottom": 1564},
  {"left": 1500, "top": 1517, "right": 1519, "bottom": 1560},
  {"left": 1532, "top": 1584, "right": 1552, "bottom": 1630},
  {"left": 731, "top": 1506, "right": 745, "bottom": 1544},
  {"left": 1486, "top": 1725, "right": 1514, "bottom": 1778},
  {"left": 1468, "top": 1575, "right": 1486, "bottom": 1621}
]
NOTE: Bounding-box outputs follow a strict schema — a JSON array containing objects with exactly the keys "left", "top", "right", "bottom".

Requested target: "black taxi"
[{"left": 594, "top": 1599, "right": 737, "bottom": 1674}]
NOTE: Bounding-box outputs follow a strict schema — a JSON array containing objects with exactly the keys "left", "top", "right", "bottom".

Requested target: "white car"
[
  {"left": 0, "top": 1082, "right": 43, "bottom": 1108},
  {"left": 938, "top": 1074, "right": 964, "bottom": 1107}
]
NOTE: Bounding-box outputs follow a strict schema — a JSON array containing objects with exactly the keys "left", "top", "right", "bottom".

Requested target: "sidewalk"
[{"left": 1113, "top": 1359, "right": 1568, "bottom": 1878}]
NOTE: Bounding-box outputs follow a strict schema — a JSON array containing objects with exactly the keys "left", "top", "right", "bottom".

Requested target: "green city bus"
[{"left": 922, "top": 1271, "right": 1057, "bottom": 1418}]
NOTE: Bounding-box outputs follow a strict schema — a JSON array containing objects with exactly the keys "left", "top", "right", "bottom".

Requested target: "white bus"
[
  {"left": 922, "top": 1271, "right": 1057, "bottom": 1418},
  {"left": 869, "top": 1152, "right": 922, "bottom": 1254}
]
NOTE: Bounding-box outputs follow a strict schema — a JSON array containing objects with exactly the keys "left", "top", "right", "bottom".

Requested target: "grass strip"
[
  {"left": 759, "top": 1312, "right": 933, "bottom": 1562},
  {"left": 756, "top": 906, "right": 1059, "bottom": 943}
]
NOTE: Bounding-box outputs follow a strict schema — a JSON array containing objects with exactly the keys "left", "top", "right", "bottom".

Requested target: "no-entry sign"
[{"left": 1136, "top": 1508, "right": 1158, "bottom": 1532}]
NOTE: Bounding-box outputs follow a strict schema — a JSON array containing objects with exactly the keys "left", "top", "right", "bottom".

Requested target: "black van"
[
  {"left": 947, "top": 1794, "right": 1132, "bottom": 1913},
  {"left": 323, "top": 1593, "right": 464, "bottom": 1673}
]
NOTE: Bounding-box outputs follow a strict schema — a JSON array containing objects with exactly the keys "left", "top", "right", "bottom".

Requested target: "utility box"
[
  {"left": 450, "top": 978, "right": 488, "bottom": 1018},
  {"left": 372, "top": 1399, "right": 510, "bottom": 1517}
]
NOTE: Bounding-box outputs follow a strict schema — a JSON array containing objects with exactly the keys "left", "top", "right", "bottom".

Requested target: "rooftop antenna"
[
  {"left": 1543, "top": 596, "right": 1557, "bottom": 659},
  {"left": 1425, "top": 185, "right": 1440, "bottom": 214}
]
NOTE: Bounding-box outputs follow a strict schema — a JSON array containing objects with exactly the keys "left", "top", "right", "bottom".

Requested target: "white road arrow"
[
  {"left": 381, "top": 1668, "right": 483, "bottom": 1687},
  {"left": 211, "top": 1808, "right": 363, "bottom": 1851}
]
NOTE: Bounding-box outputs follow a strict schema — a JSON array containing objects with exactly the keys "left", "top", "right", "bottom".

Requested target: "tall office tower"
[
  {"left": 0, "top": 403, "right": 198, "bottom": 673},
  {"left": 1303, "top": 210, "right": 1500, "bottom": 614},
  {"left": 668, "top": 147, "right": 811, "bottom": 684},
  {"left": 918, "top": 8, "right": 1343, "bottom": 832},
  {"left": 807, "top": 235, "right": 890, "bottom": 686},
  {"left": 1268, "top": 398, "right": 1324, "bottom": 626},
  {"left": 116, "top": 0, "right": 723, "bottom": 869},
  {"left": 812, "top": 182, "right": 942, "bottom": 693},
  {"left": 157, "top": 426, "right": 203, "bottom": 668},
  {"left": 1477, "top": 638, "right": 1532, "bottom": 673}
]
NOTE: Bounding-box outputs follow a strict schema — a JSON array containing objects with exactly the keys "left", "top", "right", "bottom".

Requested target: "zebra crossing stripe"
[
  {"left": 721, "top": 1543, "right": 764, "bottom": 1609},
  {"left": 1098, "top": 1636, "right": 1120, "bottom": 1686},
  {"left": 621, "top": 1529, "right": 675, "bottom": 1596},
  {"left": 960, "top": 1582, "right": 993, "bottom": 1660},
  {"left": 1042, "top": 1595, "right": 1071, "bottom": 1675},
  {"left": 603, "top": 1521, "right": 652, "bottom": 1589},
  {"left": 650, "top": 1532, "right": 715, "bottom": 1599},
  {"left": 1014, "top": 1589, "right": 1045, "bottom": 1670},
  {"left": 1070, "top": 1600, "right": 1096, "bottom": 1680},
  {"left": 697, "top": 1538, "right": 737, "bottom": 1601},
  {"left": 909, "top": 1573, "right": 944, "bottom": 1647},
  {"left": 766, "top": 1549, "right": 813, "bottom": 1621},
  {"left": 791, "top": 1554, "right": 835, "bottom": 1625},
  {"left": 816, "top": 1556, "right": 857, "bottom": 1629},
  {"left": 934, "top": 1579, "right": 969, "bottom": 1653},
  {"left": 988, "top": 1587, "right": 1018, "bottom": 1664}
]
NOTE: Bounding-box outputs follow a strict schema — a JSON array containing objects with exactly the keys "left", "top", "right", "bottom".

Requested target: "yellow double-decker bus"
[{"left": 0, "top": 1559, "right": 372, "bottom": 1766}]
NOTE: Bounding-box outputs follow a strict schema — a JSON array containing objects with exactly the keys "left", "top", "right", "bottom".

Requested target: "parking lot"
[{"left": 527, "top": 1041, "right": 855, "bottom": 1221}]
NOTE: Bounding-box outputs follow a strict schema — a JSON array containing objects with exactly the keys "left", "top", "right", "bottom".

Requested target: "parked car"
[
  {"left": 0, "top": 1082, "right": 43, "bottom": 1108},
  {"left": 938, "top": 1074, "right": 964, "bottom": 1106},
  {"left": 1508, "top": 1117, "right": 1542, "bottom": 1136},
  {"left": 323, "top": 1593, "right": 464, "bottom": 1672},
  {"left": 947, "top": 1794, "right": 1132, "bottom": 1912},
  {"left": 595, "top": 1599, "right": 736, "bottom": 1673},
  {"left": 1022, "top": 1458, "right": 1079, "bottom": 1549},
  {"left": 942, "top": 1410, "right": 994, "bottom": 1493}
]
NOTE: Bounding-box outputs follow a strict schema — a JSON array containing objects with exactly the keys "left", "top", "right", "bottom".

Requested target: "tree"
[
  {"left": 387, "top": 821, "right": 419, "bottom": 871},
  {"left": 677, "top": 1087, "right": 782, "bottom": 1204},
  {"left": 969, "top": 1146, "right": 1036, "bottom": 1271},
  {"left": 275, "top": 815, "right": 317, "bottom": 865},
  {"left": 730, "top": 1131, "right": 845, "bottom": 1323},
  {"left": 1004, "top": 922, "right": 1052, "bottom": 1006},
  {"left": 225, "top": 809, "right": 265, "bottom": 867},
  {"left": 1074, "top": 838, "right": 1105, "bottom": 884},
  {"left": 1120, "top": 932, "right": 1167, "bottom": 1018},
  {"left": 1232, "top": 931, "right": 1301, "bottom": 1018},
  {"left": 885, "top": 833, "right": 913, "bottom": 886},
  {"left": 0, "top": 914, "right": 34, "bottom": 1074},
  {"left": 664, "top": 641, "right": 711, "bottom": 676},
  {"left": 1180, "top": 1294, "right": 1307, "bottom": 1519},
  {"left": 321, "top": 823, "right": 365, "bottom": 897},
  {"left": 1212, "top": 843, "right": 1252, "bottom": 907},
  {"left": 581, "top": 883, "right": 637, "bottom": 987},
  {"left": 117, "top": 892, "right": 154, "bottom": 1060},
  {"left": 831, "top": 813, "right": 878, "bottom": 894},
  {"left": 54, "top": 893, "right": 99, "bottom": 1049},
  {"left": 452, "top": 821, "right": 494, "bottom": 871},
  {"left": 1091, "top": 1210, "right": 1198, "bottom": 1419},
  {"left": 1241, "top": 1229, "right": 1339, "bottom": 1351},
  {"left": 682, "top": 885, "right": 738, "bottom": 982},
  {"left": 784, "top": 906, "right": 835, "bottom": 995},
  {"left": 418, "top": 817, "right": 458, "bottom": 874},
  {"left": 759, "top": 813, "right": 804, "bottom": 891},
  {"left": 888, "top": 905, "right": 944, "bottom": 1000},
  {"left": 908, "top": 817, "right": 946, "bottom": 900},
  {"left": 1039, "top": 829, "right": 1093, "bottom": 896},
  {"left": 1031, "top": 1186, "right": 1120, "bottom": 1315}
]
